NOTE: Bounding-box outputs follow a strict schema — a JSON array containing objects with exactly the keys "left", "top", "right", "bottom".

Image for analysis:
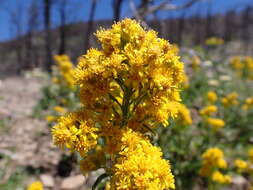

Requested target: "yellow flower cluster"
[
  {"left": 27, "top": 181, "right": 43, "bottom": 190},
  {"left": 53, "top": 55, "right": 75, "bottom": 88},
  {"left": 221, "top": 92, "right": 238, "bottom": 107},
  {"left": 110, "top": 129, "right": 175, "bottom": 190},
  {"left": 249, "top": 148, "right": 253, "bottom": 163},
  {"left": 182, "top": 73, "right": 190, "bottom": 89},
  {"left": 206, "top": 117, "right": 225, "bottom": 131},
  {"left": 52, "top": 19, "right": 185, "bottom": 189},
  {"left": 230, "top": 56, "right": 253, "bottom": 79},
  {"left": 200, "top": 105, "right": 217, "bottom": 116},
  {"left": 211, "top": 171, "right": 231, "bottom": 184},
  {"left": 190, "top": 55, "right": 201, "bottom": 70},
  {"left": 200, "top": 99, "right": 225, "bottom": 131},
  {"left": 75, "top": 18, "right": 185, "bottom": 127},
  {"left": 200, "top": 148, "right": 229, "bottom": 182},
  {"left": 234, "top": 159, "right": 248, "bottom": 172},
  {"left": 201, "top": 148, "right": 227, "bottom": 170},
  {"left": 242, "top": 97, "right": 253, "bottom": 110},
  {"left": 45, "top": 104, "right": 68, "bottom": 124},
  {"left": 45, "top": 115, "right": 57, "bottom": 123},
  {"left": 230, "top": 56, "right": 243, "bottom": 70},
  {"left": 53, "top": 105, "right": 66, "bottom": 113},
  {"left": 52, "top": 111, "right": 98, "bottom": 157},
  {"left": 234, "top": 148, "right": 253, "bottom": 177},
  {"left": 207, "top": 91, "right": 217, "bottom": 104},
  {"left": 205, "top": 37, "right": 224, "bottom": 46},
  {"left": 176, "top": 104, "right": 192, "bottom": 125}
]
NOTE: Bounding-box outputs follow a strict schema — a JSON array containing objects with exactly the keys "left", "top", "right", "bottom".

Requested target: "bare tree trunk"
[
  {"left": 241, "top": 6, "right": 252, "bottom": 52},
  {"left": 44, "top": 0, "right": 53, "bottom": 72},
  {"left": 25, "top": 0, "right": 39, "bottom": 69},
  {"left": 169, "top": 17, "right": 176, "bottom": 43},
  {"left": 9, "top": 3, "right": 24, "bottom": 74},
  {"left": 112, "top": 0, "right": 123, "bottom": 22},
  {"left": 15, "top": 40, "right": 23, "bottom": 74},
  {"left": 84, "top": 0, "right": 97, "bottom": 52},
  {"left": 59, "top": 0, "right": 67, "bottom": 55},
  {"left": 224, "top": 10, "right": 235, "bottom": 42},
  {"left": 205, "top": 2, "right": 213, "bottom": 39},
  {"left": 24, "top": 32, "right": 32, "bottom": 70},
  {"left": 177, "top": 11, "right": 186, "bottom": 45}
]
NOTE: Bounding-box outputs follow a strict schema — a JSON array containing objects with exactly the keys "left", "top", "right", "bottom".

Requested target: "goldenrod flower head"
[
  {"left": 221, "top": 92, "right": 238, "bottom": 107},
  {"left": 105, "top": 182, "right": 111, "bottom": 190},
  {"left": 200, "top": 105, "right": 217, "bottom": 116},
  {"left": 206, "top": 117, "right": 225, "bottom": 131},
  {"left": 75, "top": 18, "right": 185, "bottom": 127},
  {"left": 230, "top": 56, "right": 243, "bottom": 70},
  {"left": 190, "top": 55, "right": 201, "bottom": 70},
  {"left": 182, "top": 72, "right": 190, "bottom": 89},
  {"left": 176, "top": 104, "right": 192, "bottom": 125},
  {"left": 248, "top": 148, "right": 253, "bottom": 163},
  {"left": 27, "top": 181, "right": 43, "bottom": 190},
  {"left": 217, "top": 158, "right": 228, "bottom": 169},
  {"left": 242, "top": 97, "right": 253, "bottom": 110},
  {"left": 51, "top": 111, "right": 98, "bottom": 157},
  {"left": 230, "top": 56, "right": 253, "bottom": 79},
  {"left": 207, "top": 91, "right": 217, "bottom": 103},
  {"left": 201, "top": 148, "right": 227, "bottom": 169},
  {"left": 53, "top": 54, "right": 75, "bottom": 89},
  {"left": 205, "top": 37, "right": 224, "bottom": 46},
  {"left": 51, "top": 19, "right": 185, "bottom": 189},
  {"left": 45, "top": 115, "right": 57, "bottom": 123},
  {"left": 51, "top": 76, "right": 59, "bottom": 84},
  {"left": 200, "top": 148, "right": 228, "bottom": 181},
  {"left": 53, "top": 106, "right": 66, "bottom": 113},
  {"left": 110, "top": 128, "right": 175, "bottom": 190},
  {"left": 245, "top": 56, "right": 253, "bottom": 70},
  {"left": 211, "top": 171, "right": 231, "bottom": 184},
  {"left": 234, "top": 159, "right": 248, "bottom": 172}
]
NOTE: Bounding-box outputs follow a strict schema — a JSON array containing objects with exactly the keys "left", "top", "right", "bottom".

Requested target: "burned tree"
[
  {"left": 84, "top": 0, "right": 98, "bottom": 52},
  {"left": 112, "top": 0, "right": 123, "bottom": 22},
  {"left": 25, "top": 0, "right": 40, "bottom": 69},
  {"left": 43, "top": 0, "right": 53, "bottom": 72}
]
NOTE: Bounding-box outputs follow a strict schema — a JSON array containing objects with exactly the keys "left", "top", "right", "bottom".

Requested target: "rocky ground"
[{"left": 0, "top": 73, "right": 99, "bottom": 190}]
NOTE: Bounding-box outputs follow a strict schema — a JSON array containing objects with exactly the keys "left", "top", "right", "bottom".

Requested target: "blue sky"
[{"left": 0, "top": 0, "right": 252, "bottom": 42}]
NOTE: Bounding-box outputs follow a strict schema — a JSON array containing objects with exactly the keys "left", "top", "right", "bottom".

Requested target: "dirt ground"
[
  {"left": 0, "top": 75, "right": 62, "bottom": 166},
  {"left": 0, "top": 74, "right": 99, "bottom": 189}
]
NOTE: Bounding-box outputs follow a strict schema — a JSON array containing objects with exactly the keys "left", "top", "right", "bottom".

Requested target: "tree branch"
[{"left": 132, "top": 0, "right": 202, "bottom": 19}]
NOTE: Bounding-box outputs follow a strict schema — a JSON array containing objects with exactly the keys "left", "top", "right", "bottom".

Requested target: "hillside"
[{"left": 0, "top": 9, "right": 252, "bottom": 77}]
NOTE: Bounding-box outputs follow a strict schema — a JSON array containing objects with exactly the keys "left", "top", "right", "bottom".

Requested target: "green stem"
[{"left": 92, "top": 173, "right": 110, "bottom": 190}]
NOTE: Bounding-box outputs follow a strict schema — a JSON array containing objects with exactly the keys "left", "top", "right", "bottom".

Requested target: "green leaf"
[{"left": 92, "top": 173, "right": 110, "bottom": 190}]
